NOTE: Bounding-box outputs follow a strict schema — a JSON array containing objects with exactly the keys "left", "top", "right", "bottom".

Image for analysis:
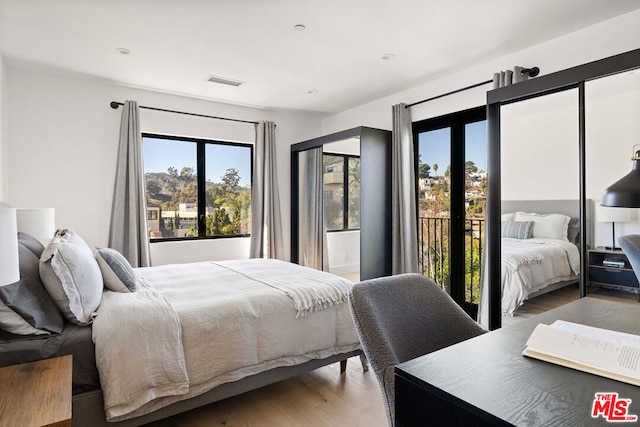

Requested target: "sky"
[
  {"left": 418, "top": 120, "right": 487, "bottom": 173},
  {"left": 142, "top": 137, "right": 252, "bottom": 187}
]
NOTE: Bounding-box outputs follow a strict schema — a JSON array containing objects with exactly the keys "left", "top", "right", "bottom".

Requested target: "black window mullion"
[
  {"left": 197, "top": 142, "right": 206, "bottom": 236},
  {"left": 343, "top": 154, "right": 349, "bottom": 231}
]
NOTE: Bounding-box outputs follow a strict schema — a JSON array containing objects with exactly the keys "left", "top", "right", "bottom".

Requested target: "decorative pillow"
[
  {"left": 567, "top": 217, "right": 580, "bottom": 244},
  {"left": 39, "top": 229, "right": 103, "bottom": 326},
  {"left": 501, "top": 221, "right": 534, "bottom": 239},
  {"left": 96, "top": 247, "right": 136, "bottom": 293},
  {"left": 18, "top": 232, "right": 45, "bottom": 258},
  {"left": 0, "top": 243, "right": 63, "bottom": 334},
  {"left": 501, "top": 213, "right": 516, "bottom": 223},
  {"left": 514, "top": 212, "right": 571, "bottom": 241}
]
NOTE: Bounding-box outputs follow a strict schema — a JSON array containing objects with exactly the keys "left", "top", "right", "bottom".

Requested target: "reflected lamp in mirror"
[
  {"left": 596, "top": 205, "right": 630, "bottom": 250},
  {"left": 16, "top": 208, "right": 56, "bottom": 243},
  {"left": 0, "top": 208, "right": 20, "bottom": 286},
  {"left": 601, "top": 147, "right": 640, "bottom": 208}
]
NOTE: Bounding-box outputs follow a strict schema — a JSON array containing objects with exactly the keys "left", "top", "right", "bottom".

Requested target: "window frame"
[
  {"left": 142, "top": 132, "right": 253, "bottom": 242},
  {"left": 323, "top": 151, "right": 360, "bottom": 233}
]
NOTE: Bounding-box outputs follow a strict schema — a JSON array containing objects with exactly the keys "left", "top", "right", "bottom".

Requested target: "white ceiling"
[{"left": 1, "top": 0, "right": 640, "bottom": 114}]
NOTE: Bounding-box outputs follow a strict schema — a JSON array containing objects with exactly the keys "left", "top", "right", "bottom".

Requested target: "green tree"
[{"left": 418, "top": 163, "right": 431, "bottom": 178}]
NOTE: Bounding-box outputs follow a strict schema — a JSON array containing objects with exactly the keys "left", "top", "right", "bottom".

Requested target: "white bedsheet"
[
  {"left": 502, "top": 238, "right": 580, "bottom": 315},
  {"left": 92, "top": 259, "right": 360, "bottom": 421}
]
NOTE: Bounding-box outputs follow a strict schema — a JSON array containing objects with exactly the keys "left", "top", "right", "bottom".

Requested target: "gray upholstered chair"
[
  {"left": 348, "top": 273, "right": 486, "bottom": 426},
  {"left": 618, "top": 234, "right": 640, "bottom": 283}
]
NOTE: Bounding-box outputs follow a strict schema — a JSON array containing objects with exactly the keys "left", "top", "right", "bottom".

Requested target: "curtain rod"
[
  {"left": 109, "top": 101, "right": 259, "bottom": 125},
  {"left": 405, "top": 67, "right": 540, "bottom": 109},
  {"left": 405, "top": 79, "right": 493, "bottom": 109}
]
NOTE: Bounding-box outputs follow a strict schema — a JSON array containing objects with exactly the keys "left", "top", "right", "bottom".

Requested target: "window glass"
[
  {"left": 348, "top": 157, "right": 361, "bottom": 229},
  {"left": 205, "top": 144, "right": 252, "bottom": 237},
  {"left": 143, "top": 137, "right": 198, "bottom": 238},
  {"left": 323, "top": 155, "right": 344, "bottom": 231},
  {"left": 322, "top": 153, "right": 360, "bottom": 231},
  {"left": 143, "top": 135, "right": 251, "bottom": 240}
]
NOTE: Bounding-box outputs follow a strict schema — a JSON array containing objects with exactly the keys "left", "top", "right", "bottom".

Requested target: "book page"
[{"left": 524, "top": 321, "right": 640, "bottom": 381}]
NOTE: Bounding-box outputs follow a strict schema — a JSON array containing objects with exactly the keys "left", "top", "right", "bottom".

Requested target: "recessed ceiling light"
[
  {"left": 294, "top": 24, "right": 306, "bottom": 31},
  {"left": 115, "top": 48, "right": 131, "bottom": 55},
  {"left": 205, "top": 75, "right": 245, "bottom": 87},
  {"left": 381, "top": 53, "right": 396, "bottom": 61}
]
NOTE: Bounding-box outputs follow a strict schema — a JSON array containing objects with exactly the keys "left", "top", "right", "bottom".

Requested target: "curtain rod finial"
[{"left": 110, "top": 101, "right": 121, "bottom": 109}]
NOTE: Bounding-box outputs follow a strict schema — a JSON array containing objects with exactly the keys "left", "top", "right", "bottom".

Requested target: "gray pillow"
[
  {"left": 17, "top": 231, "right": 45, "bottom": 258},
  {"left": 39, "top": 229, "right": 103, "bottom": 326},
  {"left": 95, "top": 247, "right": 137, "bottom": 293},
  {"left": 0, "top": 243, "right": 64, "bottom": 335},
  {"left": 501, "top": 221, "right": 534, "bottom": 239}
]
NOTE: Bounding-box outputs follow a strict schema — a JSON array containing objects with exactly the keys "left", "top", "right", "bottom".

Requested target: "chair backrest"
[
  {"left": 618, "top": 234, "right": 640, "bottom": 282},
  {"left": 348, "top": 273, "right": 486, "bottom": 426}
]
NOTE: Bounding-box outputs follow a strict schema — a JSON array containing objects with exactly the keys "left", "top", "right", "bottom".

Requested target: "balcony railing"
[{"left": 418, "top": 216, "right": 485, "bottom": 305}]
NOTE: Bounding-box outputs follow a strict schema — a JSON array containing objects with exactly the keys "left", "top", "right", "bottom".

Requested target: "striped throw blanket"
[
  {"left": 212, "top": 259, "right": 353, "bottom": 318},
  {"left": 502, "top": 239, "right": 544, "bottom": 272}
]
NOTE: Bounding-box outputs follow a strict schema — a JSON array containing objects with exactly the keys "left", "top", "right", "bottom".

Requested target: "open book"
[{"left": 523, "top": 320, "right": 640, "bottom": 386}]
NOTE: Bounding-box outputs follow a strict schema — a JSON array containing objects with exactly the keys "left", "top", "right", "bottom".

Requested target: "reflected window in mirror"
[{"left": 323, "top": 153, "right": 360, "bottom": 232}]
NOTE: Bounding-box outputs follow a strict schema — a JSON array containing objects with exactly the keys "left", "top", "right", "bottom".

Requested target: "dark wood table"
[{"left": 395, "top": 297, "right": 640, "bottom": 426}]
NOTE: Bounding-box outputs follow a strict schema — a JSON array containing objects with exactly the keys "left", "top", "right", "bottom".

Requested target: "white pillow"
[
  {"left": 514, "top": 212, "right": 571, "bottom": 241},
  {"left": 39, "top": 230, "right": 103, "bottom": 325},
  {"left": 501, "top": 213, "right": 516, "bottom": 223}
]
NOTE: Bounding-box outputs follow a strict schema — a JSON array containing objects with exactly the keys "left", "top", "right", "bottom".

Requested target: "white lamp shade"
[
  {"left": 16, "top": 208, "right": 55, "bottom": 241},
  {"left": 0, "top": 208, "right": 20, "bottom": 286},
  {"left": 596, "top": 204, "right": 631, "bottom": 223}
]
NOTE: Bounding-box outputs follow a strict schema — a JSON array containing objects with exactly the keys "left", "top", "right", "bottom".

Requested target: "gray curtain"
[
  {"left": 493, "top": 66, "right": 529, "bottom": 88},
  {"left": 391, "top": 103, "right": 419, "bottom": 274},
  {"left": 109, "top": 100, "right": 151, "bottom": 267},
  {"left": 250, "top": 121, "right": 284, "bottom": 259},
  {"left": 298, "top": 147, "right": 328, "bottom": 270}
]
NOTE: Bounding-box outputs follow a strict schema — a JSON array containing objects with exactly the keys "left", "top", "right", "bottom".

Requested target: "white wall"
[
  {"left": 0, "top": 54, "right": 7, "bottom": 202},
  {"left": 326, "top": 230, "right": 359, "bottom": 275},
  {"left": 322, "top": 10, "right": 640, "bottom": 133},
  {"left": 322, "top": 9, "right": 640, "bottom": 249},
  {"left": 6, "top": 67, "right": 326, "bottom": 264}
]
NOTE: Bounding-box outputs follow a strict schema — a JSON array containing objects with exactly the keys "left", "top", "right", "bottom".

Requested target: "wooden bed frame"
[{"left": 72, "top": 350, "right": 366, "bottom": 426}]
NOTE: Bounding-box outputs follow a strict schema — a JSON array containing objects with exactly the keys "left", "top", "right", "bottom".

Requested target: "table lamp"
[
  {"left": 596, "top": 205, "right": 630, "bottom": 250},
  {"left": 601, "top": 147, "right": 640, "bottom": 208},
  {"left": 16, "top": 208, "right": 56, "bottom": 243},
  {"left": 0, "top": 208, "right": 20, "bottom": 287}
]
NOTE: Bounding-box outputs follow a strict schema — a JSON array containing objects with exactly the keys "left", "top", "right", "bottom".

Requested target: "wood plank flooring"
[
  {"left": 143, "top": 283, "right": 639, "bottom": 427},
  {"left": 143, "top": 357, "right": 386, "bottom": 427}
]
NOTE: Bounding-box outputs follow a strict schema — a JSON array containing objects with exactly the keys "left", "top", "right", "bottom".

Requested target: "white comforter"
[
  {"left": 92, "top": 259, "right": 360, "bottom": 421},
  {"left": 502, "top": 238, "right": 580, "bottom": 316}
]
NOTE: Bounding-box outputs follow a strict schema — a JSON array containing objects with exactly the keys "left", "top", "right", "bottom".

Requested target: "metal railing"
[{"left": 418, "top": 216, "right": 485, "bottom": 304}]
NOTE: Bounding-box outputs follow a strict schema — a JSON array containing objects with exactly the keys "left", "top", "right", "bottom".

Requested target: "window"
[
  {"left": 142, "top": 133, "right": 252, "bottom": 240},
  {"left": 323, "top": 153, "right": 360, "bottom": 231}
]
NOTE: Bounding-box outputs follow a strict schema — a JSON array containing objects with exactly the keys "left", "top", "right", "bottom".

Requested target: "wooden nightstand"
[
  {"left": 588, "top": 248, "right": 640, "bottom": 299},
  {"left": 0, "top": 355, "right": 72, "bottom": 427}
]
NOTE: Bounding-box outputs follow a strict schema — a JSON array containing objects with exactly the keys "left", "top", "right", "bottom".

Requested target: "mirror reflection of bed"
[
  {"left": 500, "top": 200, "right": 592, "bottom": 325},
  {"left": 500, "top": 89, "right": 584, "bottom": 321}
]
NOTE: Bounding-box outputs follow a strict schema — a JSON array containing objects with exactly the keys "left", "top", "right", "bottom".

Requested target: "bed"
[
  {"left": 500, "top": 199, "right": 593, "bottom": 315},
  {"left": 0, "top": 230, "right": 364, "bottom": 426}
]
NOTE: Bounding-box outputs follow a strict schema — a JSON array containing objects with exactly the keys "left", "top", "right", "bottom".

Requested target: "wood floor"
[{"left": 143, "top": 284, "right": 639, "bottom": 427}]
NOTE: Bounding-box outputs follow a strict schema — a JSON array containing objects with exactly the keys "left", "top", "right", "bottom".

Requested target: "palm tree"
[{"left": 433, "top": 163, "right": 439, "bottom": 177}]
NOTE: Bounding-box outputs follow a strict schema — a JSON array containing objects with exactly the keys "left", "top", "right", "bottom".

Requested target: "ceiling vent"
[{"left": 205, "top": 75, "right": 245, "bottom": 87}]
